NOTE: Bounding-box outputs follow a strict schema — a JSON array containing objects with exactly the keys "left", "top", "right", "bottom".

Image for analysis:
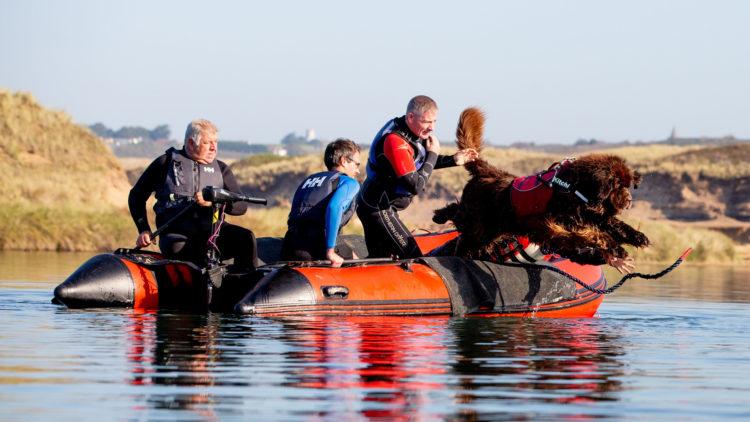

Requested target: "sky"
[{"left": 2, "top": 0, "right": 749, "bottom": 145}]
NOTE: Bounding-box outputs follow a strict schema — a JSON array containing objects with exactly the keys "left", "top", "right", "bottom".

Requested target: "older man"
[
  {"left": 128, "top": 119, "right": 257, "bottom": 269},
  {"left": 357, "top": 95, "right": 478, "bottom": 258}
]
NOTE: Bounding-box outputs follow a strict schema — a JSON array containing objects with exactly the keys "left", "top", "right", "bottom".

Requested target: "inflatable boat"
[
  {"left": 53, "top": 186, "right": 610, "bottom": 317},
  {"left": 53, "top": 230, "right": 605, "bottom": 317}
]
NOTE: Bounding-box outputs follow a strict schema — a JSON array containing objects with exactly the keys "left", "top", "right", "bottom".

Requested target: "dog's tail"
[
  {"left": 456, "top": 107, "right": 485, "bottom": 152},
  {"left": 464, "top": 157, "right": 505, "bottom": 179}
]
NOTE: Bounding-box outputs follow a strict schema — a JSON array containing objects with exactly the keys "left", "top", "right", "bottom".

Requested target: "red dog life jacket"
[{"left": 510, "top": 159, "right": 587, "bottom": 217}]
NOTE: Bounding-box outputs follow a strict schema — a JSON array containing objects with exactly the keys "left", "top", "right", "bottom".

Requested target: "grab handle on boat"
[{"left": 322, "top": 286, "right": 349, "bottom": 299}]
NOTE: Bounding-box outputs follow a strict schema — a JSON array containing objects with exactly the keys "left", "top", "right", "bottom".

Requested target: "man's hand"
[
  {"left": 326, "top": 248, "right": 345, "bottom": 268},
  {"left": 608, "top": 256, "right": 635, "bottom": 274},
  {"left": 425, "top": 134, "right": 441, "bottom": 154},
  {"left": 136, "top": 230, "right": 153, "bottom": 248},
  {"left": 454, "top": 148, "right": 479, "bottom": 165},
  {"left": 195, "top": 191, "right": 212, "bottom": 207}
]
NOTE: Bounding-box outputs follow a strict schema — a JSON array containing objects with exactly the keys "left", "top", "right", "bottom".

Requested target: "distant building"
[
  {"left": 101, "top": 136, "right": 143, "bottom": 147},
  {"left": 665, "top": 126, "right": 740, "bottom": 146},
  {"left": 272, "top": 146, "right": 288, "bottom": 157},
  {"left": 305, "top": 128, "right": 316, "bottom": 141}
]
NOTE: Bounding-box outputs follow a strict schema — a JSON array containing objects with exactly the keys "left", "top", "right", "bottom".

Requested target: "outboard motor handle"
[{"left": 202, "top": 187, "right": 267, "bottom": 205}]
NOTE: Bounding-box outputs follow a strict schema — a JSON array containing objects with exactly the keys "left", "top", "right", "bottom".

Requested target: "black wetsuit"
[
  {"left": 357, "top": 116, "right": 458, "bottom": 258},
  {"left": 128, "top": 149, "right": 257, "bottom": 269}
]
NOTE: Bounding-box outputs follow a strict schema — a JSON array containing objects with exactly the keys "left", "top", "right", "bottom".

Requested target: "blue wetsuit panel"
[{"left": 325, "top": 175, "right": 360, "bottom": 249}]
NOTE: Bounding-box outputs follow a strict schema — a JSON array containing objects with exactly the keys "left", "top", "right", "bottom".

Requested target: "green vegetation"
[
  {"left": 89, "top": 122, "right": 170, "bottom": 141},
  {"left": 625, "top": 218, "right": 740, "bottom": 263},
  {"left": 236, "top": 153, "right": 293, "bottom": 167},
  {"left": 0, "top": 90, "right": 133, "bottom": 251},
  {"left": 0, "top": 205, "right": 133, "bottom": 251},
  {"left": 0, "top": 90, "right": 130, "bottom": 208},
  {"left": 636, "top": 144, "right": 750, "bottom": 178}
]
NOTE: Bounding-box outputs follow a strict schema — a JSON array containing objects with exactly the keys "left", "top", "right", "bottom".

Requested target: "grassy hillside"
[
  {"left": 0, "top": 90, "right": 133, "bottom": 250},
  {"left": 636, "top": 144, "right": 750, "bottom": 178}
]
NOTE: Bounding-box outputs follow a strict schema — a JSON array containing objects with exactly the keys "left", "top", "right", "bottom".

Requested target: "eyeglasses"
[{"left": 347, "top": 157, "right": 361, "bottom": 166}]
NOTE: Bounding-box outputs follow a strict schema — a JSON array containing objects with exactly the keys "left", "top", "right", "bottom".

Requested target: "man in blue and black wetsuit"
[
  {"left": 281, "top": 138, "right": 361, "bottom": 267},
  {"left": 357, "top": 95, "right": 478, "bottom": 259}
]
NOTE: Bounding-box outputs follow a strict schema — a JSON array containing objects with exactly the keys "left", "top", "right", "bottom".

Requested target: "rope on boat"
[
  {"left": 271, "top": 257, "right": 396, "bottom": 268},
  {"left": 507, "top": 248, "right": 693, "bottom": 295},
  {"left": 113, "top": 248, "right": 205, "bottom": 272}
]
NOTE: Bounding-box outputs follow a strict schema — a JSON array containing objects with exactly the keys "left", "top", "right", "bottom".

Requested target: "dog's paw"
[
  {"left": 433, "top": 203, "right": 458, "bottom": 224},
  {"left": 432, "top": 211, "right": 449, "bottom": 224},
  {"left": 630, "top": 231, "right": 650, "bottom": 248}
]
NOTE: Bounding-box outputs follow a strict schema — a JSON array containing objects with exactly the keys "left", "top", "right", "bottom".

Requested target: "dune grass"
[
  {"left": 635, "top": 144, "right": 750, "bottom": 178},
  {"left": 625, "top": 218, "right": 739, "bottom": 263},
  {"left": 0, "top": 205, "right": 133, "bottom": 251},
  {"left": 0, "top": 90, "right": 133, "bottom": 251}
]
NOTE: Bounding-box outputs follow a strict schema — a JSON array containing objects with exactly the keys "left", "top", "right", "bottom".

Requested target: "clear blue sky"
[{"left": 2, "top": 0, "right": 749, "bottom": 144}]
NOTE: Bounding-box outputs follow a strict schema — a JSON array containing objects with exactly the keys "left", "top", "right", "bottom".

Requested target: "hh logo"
[
  {"left": 301, "top": 176, "right": 327, "bottom": 189},
  {"left": 202, "top": 166, "right": 215, "bottom": 173}
]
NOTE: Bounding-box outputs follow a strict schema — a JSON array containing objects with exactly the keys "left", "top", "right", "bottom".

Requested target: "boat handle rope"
[
  {"left": 271, "top": 257, "right": 396, "bottom": 268},
  {"left": 113, "top": 248, "right": 206, "bottom": 273},
  {"left": 501, "top": 248, "right": 693, "bottom": 295}
]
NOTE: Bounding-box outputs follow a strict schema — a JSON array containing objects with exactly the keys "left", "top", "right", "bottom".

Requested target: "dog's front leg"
[
  {"left": 541, "top": 226, "right": 617, "bottom": 266},
  {"left": 605, "top": 218, "right": 650, "bottom": 248}
]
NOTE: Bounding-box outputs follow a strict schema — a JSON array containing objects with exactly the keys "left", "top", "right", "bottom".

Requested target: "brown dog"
[{"left": 433, "top": 108, "right": 650, "bottom": 269}]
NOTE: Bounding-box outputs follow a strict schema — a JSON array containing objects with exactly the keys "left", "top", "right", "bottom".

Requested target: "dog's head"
[{"left": 568, "top": 154, "right": 640, "bottom": 216}]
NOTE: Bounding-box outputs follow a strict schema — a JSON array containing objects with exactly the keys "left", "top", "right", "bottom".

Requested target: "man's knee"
[
  {"left": 219, "top": 224, "right": 257, "bottom": 267},
  {"left": 159, "top": 233, "right": 188, "bottom": 256}
]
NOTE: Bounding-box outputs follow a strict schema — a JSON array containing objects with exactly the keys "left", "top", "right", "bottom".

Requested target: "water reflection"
[
  {"left": 125, "top": 311, "right": 248, "bottom": 418},
  {"left": 0, "top": 250, "right": 94, "bottom": 286},
  {"left": 277, "top": 316, "right": 450, "bottom": 419},
  {"left": 269, "top": 316, "right": 628, "bottom": 419},
  {"left": 122, "top": 313, "right": 629, "bottom": 419},
  {"left": 448, "top": 318, "right": 625, "bottom": 414}
]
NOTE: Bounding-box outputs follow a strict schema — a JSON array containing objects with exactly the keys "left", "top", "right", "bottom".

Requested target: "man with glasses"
[
  {"left": 281, "top": 138, "right": 362, "bottom": 267},
  {"left": 357, "top": 95, "right": 478, "bottom": 258}
]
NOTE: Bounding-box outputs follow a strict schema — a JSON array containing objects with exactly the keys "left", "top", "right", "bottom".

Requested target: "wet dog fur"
[{"left": 433, "top": 108, "right": 650, "bottom": 265}]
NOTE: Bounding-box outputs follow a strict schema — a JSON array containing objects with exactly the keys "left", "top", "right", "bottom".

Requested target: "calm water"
[{"left": 1, "top": 251, "right": 749, "bottom": 421}]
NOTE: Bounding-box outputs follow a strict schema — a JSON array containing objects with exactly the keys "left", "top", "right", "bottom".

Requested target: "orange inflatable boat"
[{"left": 53, "top": 231, "right": 606, "bottom": 317}]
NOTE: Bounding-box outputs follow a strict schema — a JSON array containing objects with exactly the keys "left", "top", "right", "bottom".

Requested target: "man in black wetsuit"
[
  {"left": 128, "top": 119, "right": 257, "bottom": 269},
  {"left": 357, "top": 96, "right": 478, "bottom": 258}
]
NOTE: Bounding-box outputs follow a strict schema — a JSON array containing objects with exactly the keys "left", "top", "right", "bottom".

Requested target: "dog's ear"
[
  {"left": 609, "top": 186, "right": 633, "bottom": 212},
  {"left": 609, "top": 156, "right": 642, "bottom": 190}
]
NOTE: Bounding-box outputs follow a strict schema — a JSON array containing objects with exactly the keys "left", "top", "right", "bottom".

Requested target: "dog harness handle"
[{"left": 510, "top": 158, "right": 588, "bottom": 216}]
